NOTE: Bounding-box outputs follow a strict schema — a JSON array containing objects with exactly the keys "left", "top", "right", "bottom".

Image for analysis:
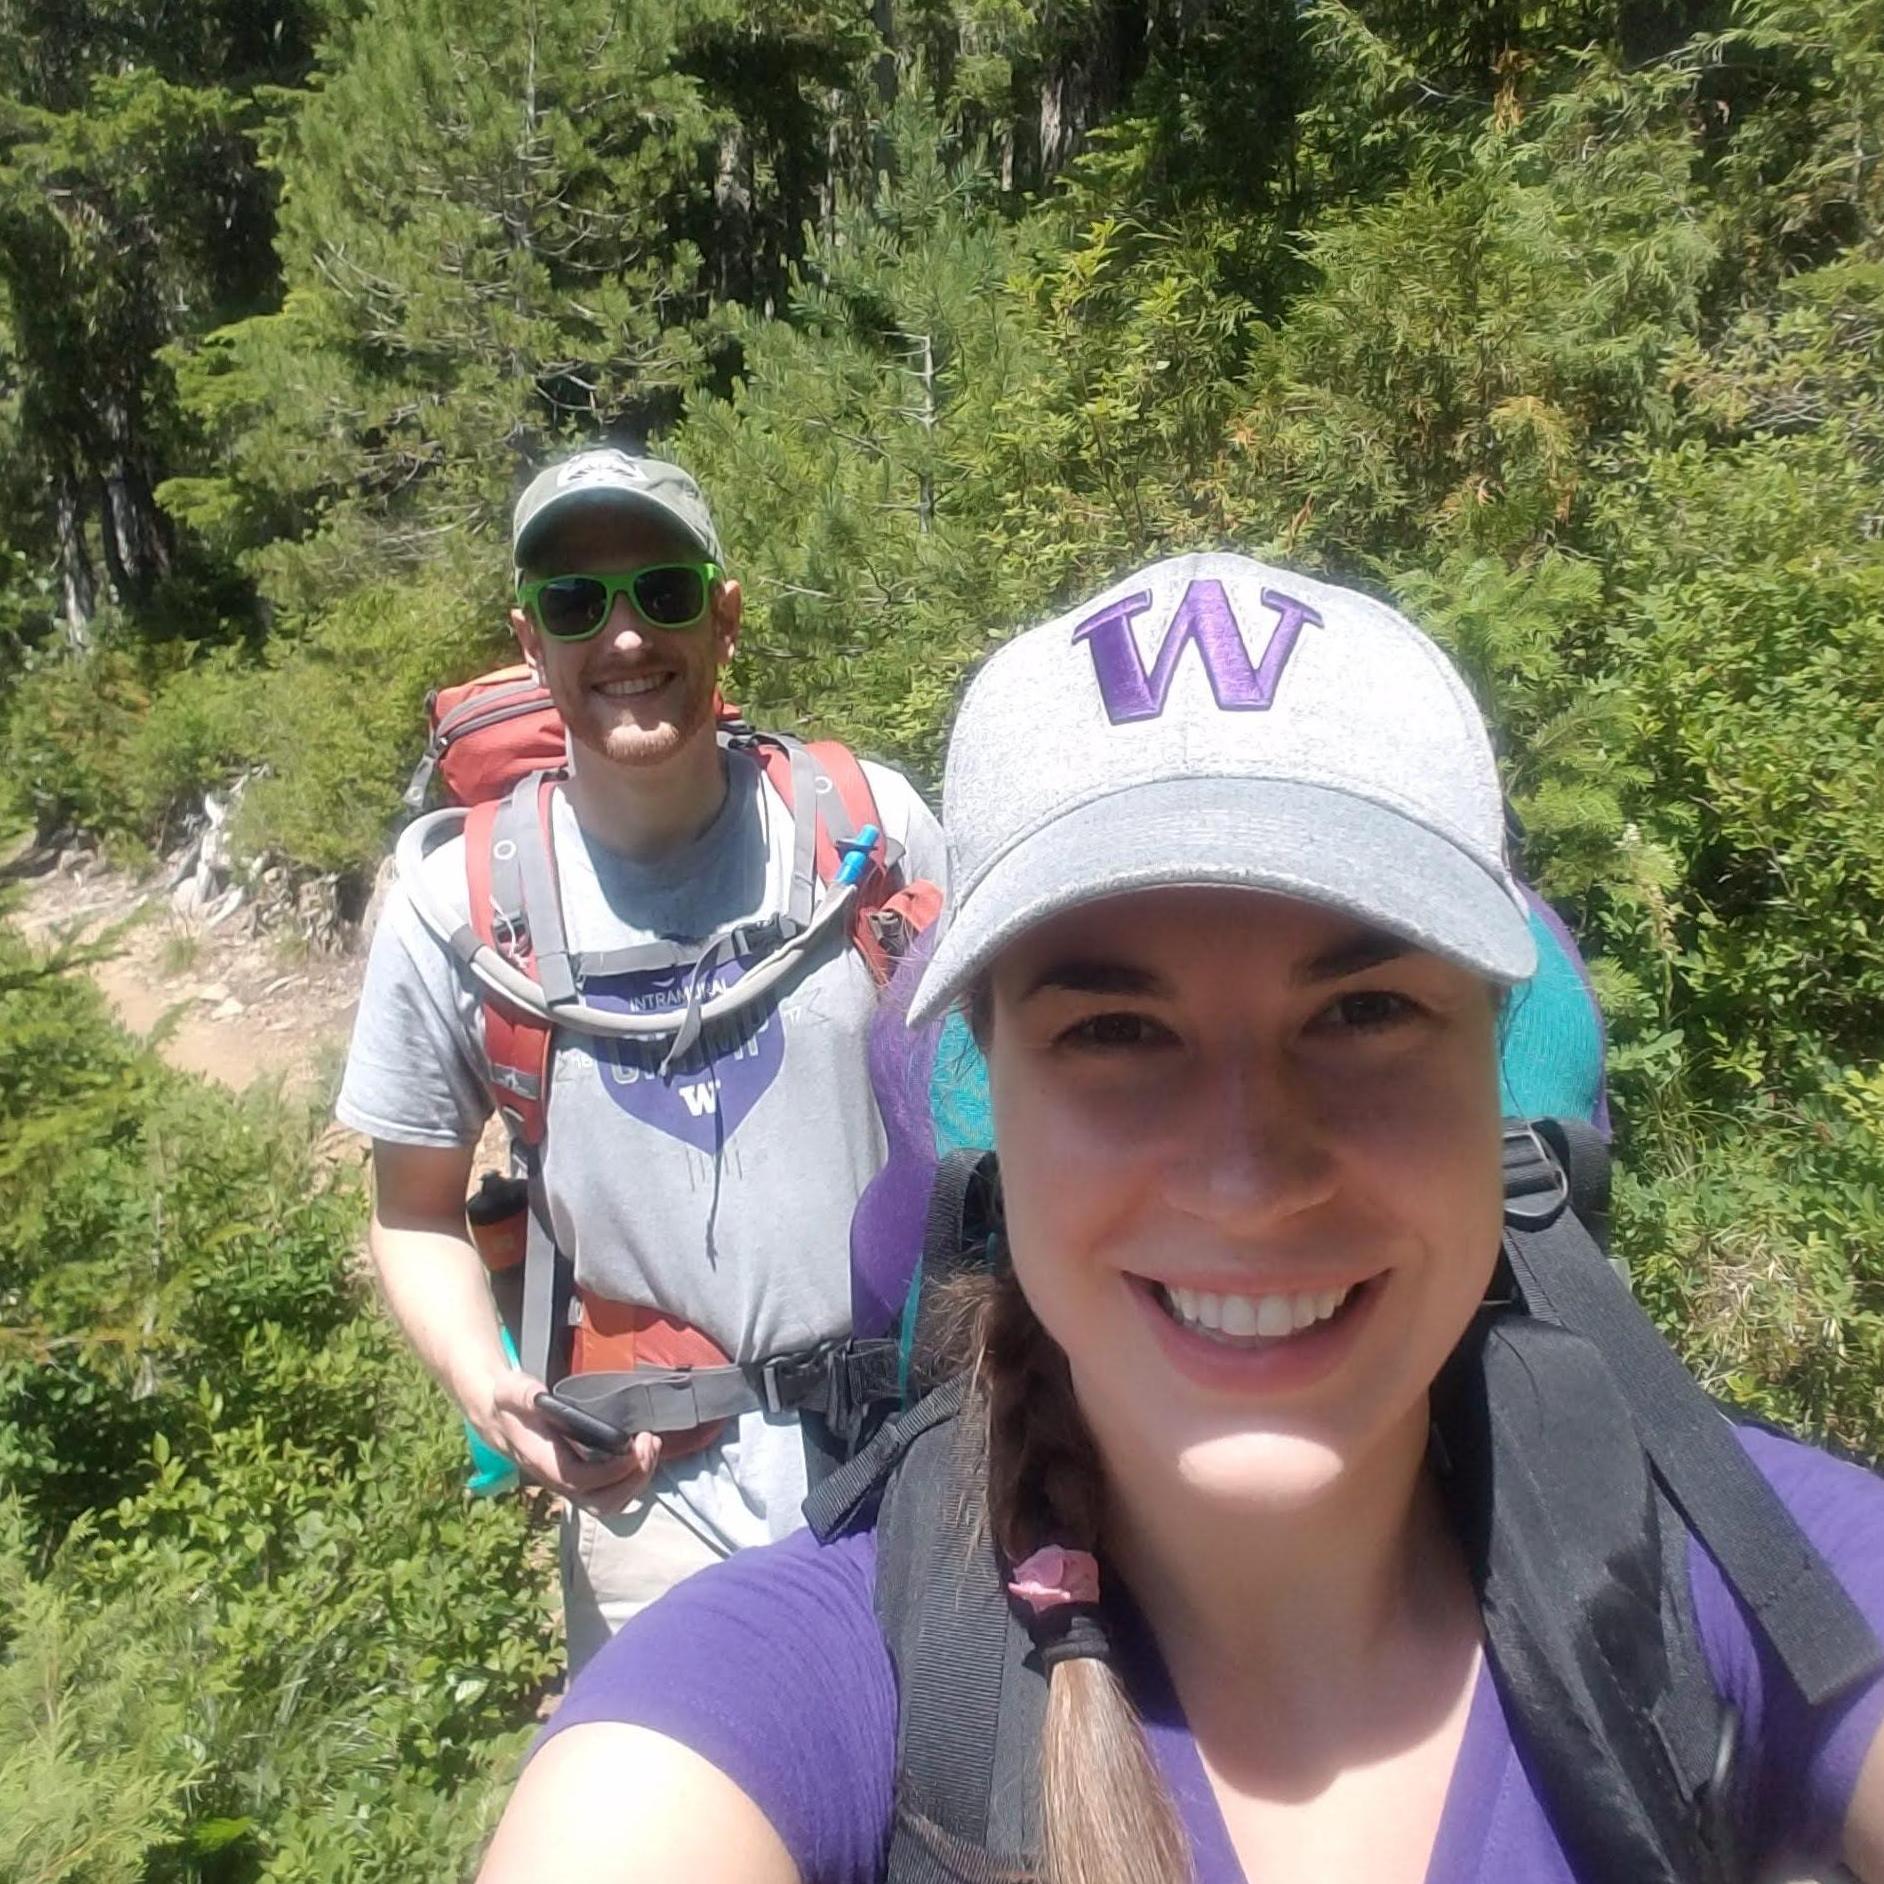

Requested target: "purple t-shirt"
[{"left": 548, "top": 1426, "right": 1884, "bottom": 1882}]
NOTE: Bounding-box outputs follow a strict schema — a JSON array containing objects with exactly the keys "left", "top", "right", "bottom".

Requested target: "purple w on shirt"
[{"left": 1074, "top": 580, "right": 1322, "bottom": 724}]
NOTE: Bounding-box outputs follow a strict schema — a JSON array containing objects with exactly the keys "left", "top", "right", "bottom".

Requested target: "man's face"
[{"left": 509, "top": 508, "right": 740, "bottom": 772}]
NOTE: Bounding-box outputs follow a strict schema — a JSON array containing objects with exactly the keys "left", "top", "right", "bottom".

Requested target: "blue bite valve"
[
  {"left": 465, "top": 1326, "right": 524, "bottom": 1497},
  {"left": 836, "top": 824, "right": 882, "bottom": 888}
]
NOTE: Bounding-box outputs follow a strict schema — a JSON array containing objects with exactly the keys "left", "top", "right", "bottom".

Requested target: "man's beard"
[{"left": 576, "top": 664, "right": 716, "bottom": 769}]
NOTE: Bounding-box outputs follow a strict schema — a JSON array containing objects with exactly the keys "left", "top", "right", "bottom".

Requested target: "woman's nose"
[{"left": 1161, "top": 1052, "right": 1337, "bottom": 1231}]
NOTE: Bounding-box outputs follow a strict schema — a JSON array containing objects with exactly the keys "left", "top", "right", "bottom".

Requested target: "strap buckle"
[
  {"left": 1501, "top": 1118, "right": 1570, "bottom": 1231},
  {"left": 760, "top": 1345, "right": 832, "bottom": 1416}
]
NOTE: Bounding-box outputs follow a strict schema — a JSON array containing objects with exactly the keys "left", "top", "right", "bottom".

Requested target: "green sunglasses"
[{"left": 518, "top": 562, "right": 723, "bottom": 641}]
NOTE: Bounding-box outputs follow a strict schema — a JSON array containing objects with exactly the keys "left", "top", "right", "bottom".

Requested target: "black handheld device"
[{"left": 534, "top": 1390, "right": 633, "bottom": 1457}]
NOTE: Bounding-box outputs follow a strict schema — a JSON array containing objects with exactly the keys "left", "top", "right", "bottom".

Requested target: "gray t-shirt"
[{"left": 338, "top": 752, "right": 946, "bottom": 1552}]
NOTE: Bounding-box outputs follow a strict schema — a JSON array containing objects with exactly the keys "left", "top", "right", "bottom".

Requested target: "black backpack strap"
[
  {"left": 1435, "top": 1313, "right": 1735, "bottom": 1884},
  {"left": 547, "top": 1338, "right": 902, "bottom": 1445},
  {"left": 1502, "top": 1120, "right": 1884, "bottom": 1712},
  {"left": 801, "top": 1375, "right": 1042, "bottom": 1882},
  {"left": 872, "top": 1383, "right": 1043, "bottom": 1882},
  {"left": 516, "top": 1145, "right": 575, "bottom": 1387},
  {"left": 804, "top": 1372, "right": 971, "bottom": 1542}
]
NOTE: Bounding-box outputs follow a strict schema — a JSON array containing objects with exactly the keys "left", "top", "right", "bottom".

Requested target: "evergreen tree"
[
  {"left": 675, "top": 81, "right": 1031, "bottom": 770},
  {"left": 0, "top": 1, "right": 322, "bottom": 646}
]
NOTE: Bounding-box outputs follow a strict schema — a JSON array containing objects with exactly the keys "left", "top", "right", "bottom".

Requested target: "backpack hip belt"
[{"left": 552, "top": 1338, "right": 903, "bottom": 1450}]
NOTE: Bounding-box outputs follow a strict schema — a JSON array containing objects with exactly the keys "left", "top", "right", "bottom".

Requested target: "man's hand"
[
  {"left": 465, "top": 1363, "right": 663, "bottom": 1511},
  {"left": 365, "top": 1140, "right": 663, "bottom": 1510}
]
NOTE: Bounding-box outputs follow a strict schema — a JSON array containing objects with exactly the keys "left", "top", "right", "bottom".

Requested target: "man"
[{"left": 337, "top": 448, "right": 945, "bottom": 1669}]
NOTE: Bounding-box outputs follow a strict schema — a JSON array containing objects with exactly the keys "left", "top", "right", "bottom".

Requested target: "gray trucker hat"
[
  {"left": 907, "top": 552, "right": 1537, "bottom": 1025},
  {"left": 512, "top": 448, "right": 725, "bottom": 569}
]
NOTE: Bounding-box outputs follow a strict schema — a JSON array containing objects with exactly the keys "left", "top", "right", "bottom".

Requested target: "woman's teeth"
[
  {"left": 597, "top": 675, "right": 666, "bottom": 698},
  {"left": 1159, "top": 1282, "right": 1353, "bottom": 1343}
]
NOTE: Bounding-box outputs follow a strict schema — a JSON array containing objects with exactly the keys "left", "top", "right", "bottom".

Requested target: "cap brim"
[
  {"left": 908, "top": 777, "right": 1538, "bottom": 1026},
  {"left": 514, "top": 488, "right": 713, "bottom": 567}
]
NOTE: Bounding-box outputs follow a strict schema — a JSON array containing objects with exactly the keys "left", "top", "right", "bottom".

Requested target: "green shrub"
[
  {"left": 0, "top": 643, "right": 152, "bottom": 844},
  {"left": 0, "top": 926, "right": 558, "bottom": 1880},
  {"left": 1589, "top": 423, "right": 1884, "bottom": 1102},
  {"left": 0, "top": 1505, "right": 203, "bottom": 1884},
  {"left": 1620, "top": 1064, "right": 1884, "bottom": 1459},
  {"left": 234, "top": 570, "right": 507, "bottom": 879},
  {"left": 0, "top": 566, "right": 508, "bottom": 882}
]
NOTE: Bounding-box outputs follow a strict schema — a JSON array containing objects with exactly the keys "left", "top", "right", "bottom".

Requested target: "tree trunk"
[
  {"left": 100, "top": 455, "right": 174, "bottom": 603},
  {"left": 54, "top": 466, "right": 96, "bottom": 650},
  {"left": 1038, "top": 0, "right": 1140, "bottom": 181},
  {"left": 92, "top": 392, "right": 174, "bottom": 604},
  {"left": 872, "top": 0, "right": 898, "bottom": 182},
  {"left": 915, "top": 331, "right": 935, "bottom": 534},
  {"left": 714, "top": 120, "right": 754, "bottom": 304}
]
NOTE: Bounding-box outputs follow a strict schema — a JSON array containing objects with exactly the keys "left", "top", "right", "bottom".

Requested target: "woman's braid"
[
  {"left": 965, "top": 1264, "right": 1190, "bottom": 1884},
  {"left": 980, "top": 1265, "right": 1105, "bottom": 1563}
]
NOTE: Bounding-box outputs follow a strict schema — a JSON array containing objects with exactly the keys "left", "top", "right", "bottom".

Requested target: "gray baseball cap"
[
  {"left": 512, "top": 448, "right": 725, "bottom": 570},
  {"left": 908, "top": 552, "right": 1537, "bottom": 1026}
]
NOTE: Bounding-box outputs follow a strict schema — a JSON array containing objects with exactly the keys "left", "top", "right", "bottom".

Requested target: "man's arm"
[{"left": 368, "top": 1139, "right": 659, "bottom": 1507}]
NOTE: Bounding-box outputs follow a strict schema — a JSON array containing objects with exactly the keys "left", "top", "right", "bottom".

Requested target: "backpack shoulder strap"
[
  {"left": 901, "top": 1149, "right": 1002, "bottom": 1400},
  {"left": 463, "top": 775, "right": 561, "bottom": 1148},
  {"left": 1503, "top": 1120, "right": 1883, "bottom": 1711},
  {"left": 804, "top": 1374, "right": 1041, "bottom": 1882},
  {"left": 735, "top": 727, "right": 925, "bottom": 984},
  {"left": 464, "top": 775, "right": 570, "bottom": 1382},
  {"left": 1434, "top": 1312, "right": 1737, "bottom": 1883}
]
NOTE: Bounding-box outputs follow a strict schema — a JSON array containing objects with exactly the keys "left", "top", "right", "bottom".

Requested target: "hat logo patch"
[
  {"left": 1073, "top": 580, "right": 1321, "bottom": 725},
  {"left": 556, "top": 450, "right": 645, "bottom": 489}
]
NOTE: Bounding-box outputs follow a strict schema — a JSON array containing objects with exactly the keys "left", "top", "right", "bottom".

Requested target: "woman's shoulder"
[
  {"left": 1692, "top": 1421, "right": 1884, "bottom": 1863},
  {"left": 544, "top": 1520, "right": 897, "bottom": 1884},
  {"left": 1729, "top": 1419, "right": 1884, "bottom": 1574}
]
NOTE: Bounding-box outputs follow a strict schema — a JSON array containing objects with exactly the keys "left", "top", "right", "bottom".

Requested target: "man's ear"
[
  {"left": 713, "top": 577, "right": 742, "bottom": 667},
  {"left": 510, "top": 605, "right": 544, "bottom": 672}
]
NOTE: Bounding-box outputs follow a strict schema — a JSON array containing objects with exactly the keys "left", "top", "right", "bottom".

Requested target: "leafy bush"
[
  {"left": 231, "top": 567, "right": 508, "bottom": 877},
  {"left": 0, "top": 642, "right": 153, "bottom": 844},
  {"left": 0, "top": 926, "right": 558, "bottom": 1880},
  {"left": 1619, "top": 1066, "right": 1884, "bottom": 1459},
  {"left": 0, "top": 565, "right": 506, "bottom": 882}
]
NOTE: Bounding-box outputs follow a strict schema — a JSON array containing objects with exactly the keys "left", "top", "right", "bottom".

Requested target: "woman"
[{"left": 480, "top": 554, "right": 1884, "bottom": 1884}]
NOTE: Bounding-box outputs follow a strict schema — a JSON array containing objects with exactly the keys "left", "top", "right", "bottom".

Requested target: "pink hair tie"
[
  {"left": 1007, "top": 1546, "right": 1109, "bottom": 1673},
  {"left": 1006, "top": 1545, "right": 1101, "bottom": 1612}
]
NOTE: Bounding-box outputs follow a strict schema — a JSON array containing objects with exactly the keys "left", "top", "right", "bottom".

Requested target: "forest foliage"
[
  {"left": 0, "top": 917, "right": 559, "bottom": 1877},
  {"left": 1, "top": 0, "right": 1881, "bottom": 1874}
]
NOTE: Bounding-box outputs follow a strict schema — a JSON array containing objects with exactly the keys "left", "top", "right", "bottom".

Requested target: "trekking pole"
[{"left": 465, "top": 1326, "right": 524, "bottom": 1497}]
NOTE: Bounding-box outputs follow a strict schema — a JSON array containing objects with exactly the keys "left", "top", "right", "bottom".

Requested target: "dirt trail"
[{"left": 8, "top": 847, "right": 363, "bottom": 1106}]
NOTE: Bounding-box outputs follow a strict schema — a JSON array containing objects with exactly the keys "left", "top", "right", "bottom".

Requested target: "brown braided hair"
[{"left": 941, "top": 1261, "right": 1191, "bottom": 1884}]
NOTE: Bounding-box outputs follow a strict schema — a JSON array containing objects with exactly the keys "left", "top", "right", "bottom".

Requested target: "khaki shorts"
[{"left": 559, "top": 1493, "right": 725, "bottom": 1676}]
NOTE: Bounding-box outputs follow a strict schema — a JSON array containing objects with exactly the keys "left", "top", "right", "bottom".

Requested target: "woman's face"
[{"left": 985, "top": 887, "right": 1506, "bottom": 1513}]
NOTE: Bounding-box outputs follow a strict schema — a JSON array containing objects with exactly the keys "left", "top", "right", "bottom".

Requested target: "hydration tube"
[
  {"left": 394, "top": 805, "right": 879, "bottom": 1042},
  {"left": 466, "top": 1325, "right": 523, "bottom": 1497}
]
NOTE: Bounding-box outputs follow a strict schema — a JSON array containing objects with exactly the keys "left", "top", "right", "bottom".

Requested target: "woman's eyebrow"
[
  {"left": 1019, "top": 959, "right": 1170, "bottom": 1001},
  {"left": 1295, "top": 933, "right": 1412, "bottom": 983}
]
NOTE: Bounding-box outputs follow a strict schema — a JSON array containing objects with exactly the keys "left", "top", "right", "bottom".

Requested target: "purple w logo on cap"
[{"left": 1073, "top": 579, "right": 1322, "bottom": 725}]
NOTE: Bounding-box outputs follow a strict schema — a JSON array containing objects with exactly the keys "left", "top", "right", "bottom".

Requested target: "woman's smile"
[{"left": 1126, "top": 1268, "right": 1387, "bottom": 1397}]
